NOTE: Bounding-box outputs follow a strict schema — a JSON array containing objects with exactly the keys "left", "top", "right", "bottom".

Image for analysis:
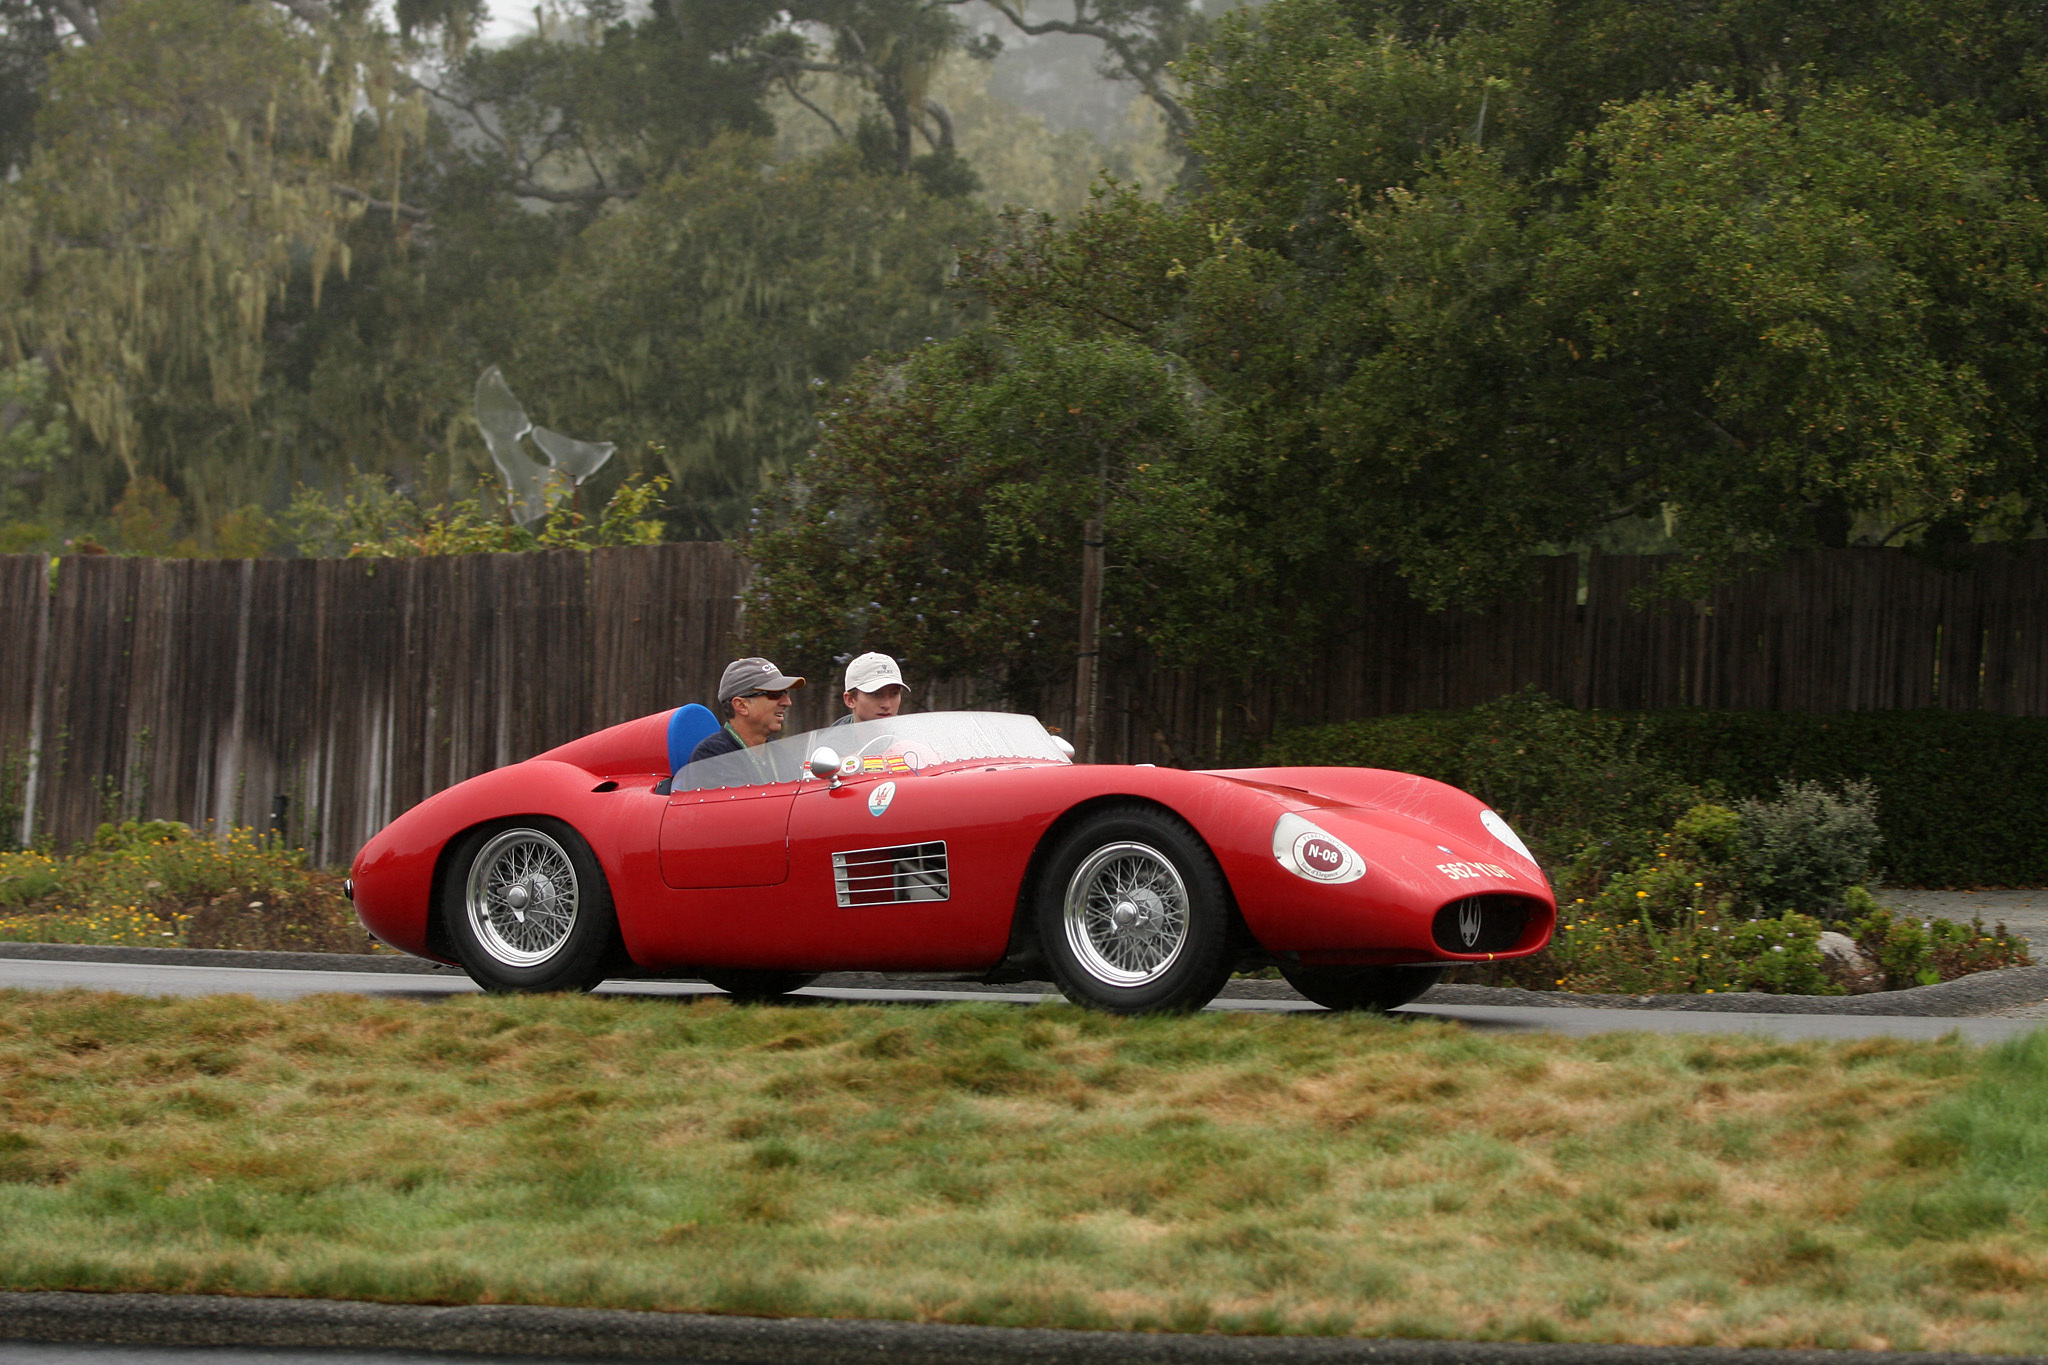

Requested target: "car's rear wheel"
[
  {"left": 701, "top": 969, "right": 820, "bottom": 1003},
  {"left": 445, "top": 818, "right": 616, "bottom": 993},
  {"left": 1280, "top": 964, "right": 1444, "bottom": 1012},
  {"left": 1036, "top": 805, "right": 1233, "bottom": 1014}
]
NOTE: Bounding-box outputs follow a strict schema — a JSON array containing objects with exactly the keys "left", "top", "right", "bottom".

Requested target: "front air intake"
[{"left": 1432, "top": 895, "right": 1534, "bottom": 954}]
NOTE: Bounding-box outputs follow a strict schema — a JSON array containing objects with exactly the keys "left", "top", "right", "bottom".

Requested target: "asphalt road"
[
  {"left": 4, "top": 947, "right": 2048, "bottom": 1042},
  {"left": 4, "top": 1291, "right": 2047, "bottom": 1365},
  {"left": 0, "top": 1345, "right": 604, "bottom": 1365}
]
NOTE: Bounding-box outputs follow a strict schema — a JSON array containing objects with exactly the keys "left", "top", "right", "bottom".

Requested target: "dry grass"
[{"left": 0, "top": 988, "right": 2045, "bottom": 1351}]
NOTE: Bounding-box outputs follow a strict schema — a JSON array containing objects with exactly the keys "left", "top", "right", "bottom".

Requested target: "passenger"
[
  {"left": 829, "top": 651, "right": 909, "bottom": 727},
  {"left": 689, "top": 657, "right": 806, "bottom": 765}
]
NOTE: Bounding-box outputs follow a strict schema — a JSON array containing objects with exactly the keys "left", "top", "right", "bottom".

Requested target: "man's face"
[
  {"left": 844, "top": 684, "right": 905, "bottom": 722},
  {"left": 730, "top": 689, "right": 792, "bottom": 743}
]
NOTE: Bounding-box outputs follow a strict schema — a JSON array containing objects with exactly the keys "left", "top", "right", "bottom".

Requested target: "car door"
[
  {"left": 781, "top": 765, "right": 1010, "bottom": 968},
  {"left": 659, "top": 743, "right": 801, "bottom": 888},
  {"left": 659, "top": 782, "right": 799, "bottom": 887}
]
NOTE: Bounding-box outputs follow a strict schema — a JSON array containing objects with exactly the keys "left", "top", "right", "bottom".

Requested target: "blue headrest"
[{"left": 667, "top": 703, "right": 720, "bottom": 774}]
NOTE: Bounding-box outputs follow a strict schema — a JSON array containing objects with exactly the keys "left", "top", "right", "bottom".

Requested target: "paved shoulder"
[{"left": 3, "top": 1291, "right": 2045, "bottom": 1365}]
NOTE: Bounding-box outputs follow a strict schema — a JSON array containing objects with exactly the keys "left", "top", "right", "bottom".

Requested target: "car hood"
[{"left": 1207, "top": 765, "right": 1549, "bottom": 889}]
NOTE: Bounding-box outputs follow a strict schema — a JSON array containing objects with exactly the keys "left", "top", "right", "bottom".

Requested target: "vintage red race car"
[{"left": 348, "top": 709, "right": 1555, "bottom": 1013}]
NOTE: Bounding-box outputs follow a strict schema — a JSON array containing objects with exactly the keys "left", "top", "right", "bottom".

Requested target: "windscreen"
[{"left": 673, "top": 711, "right": 1069, "bottom": 792}]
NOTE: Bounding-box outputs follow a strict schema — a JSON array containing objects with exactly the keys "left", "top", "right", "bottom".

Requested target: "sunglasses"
[{"left": 742, "top": 689, "right": 790, "bottom": 701}]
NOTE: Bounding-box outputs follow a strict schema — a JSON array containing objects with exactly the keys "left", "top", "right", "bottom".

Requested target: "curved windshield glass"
[{"left": 674, "top": 711, "right": 1069, "bottom": 792}]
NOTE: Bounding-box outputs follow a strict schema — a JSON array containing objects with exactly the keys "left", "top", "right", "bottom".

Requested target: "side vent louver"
[{"left": 832, "top": 842, "right": 950, "bottom": 907}]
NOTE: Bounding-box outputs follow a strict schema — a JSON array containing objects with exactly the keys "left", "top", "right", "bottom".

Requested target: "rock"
[{"left": 1818, "top": 930, "right": 1884, "bottom": 994}]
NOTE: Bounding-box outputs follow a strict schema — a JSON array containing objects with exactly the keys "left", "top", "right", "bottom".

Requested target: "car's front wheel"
[
  {"left": 444, "top": 818, "right": 616, "bottom": 993},
  {"left": 1036, "top": 804, "right": 1234, "bottom": 1014},
  {"left": 1280, "top": 964, "right": 1444, "bottom": 1012}
]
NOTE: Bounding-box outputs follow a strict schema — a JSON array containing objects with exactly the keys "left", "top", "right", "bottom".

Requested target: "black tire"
[
  {"left": 443, "top": 818, "right": 617, "bottom": 993},
  {"left": 701, "top": 969, "right": 821, "bottom": 1003},
  {"left": 1280, "top": 964, "right": 1445, "bottom": 1012},
  {"left": 1035, "top": 804, "right": 1234, "bottom": 1014}
]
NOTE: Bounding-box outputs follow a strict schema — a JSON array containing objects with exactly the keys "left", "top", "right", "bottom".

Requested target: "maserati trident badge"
[{"left": 1459, "top": 899, "right": 1484, "bottom": 948}]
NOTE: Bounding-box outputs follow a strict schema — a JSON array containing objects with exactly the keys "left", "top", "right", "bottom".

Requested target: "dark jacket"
[{"left": 687, "top": 722, "right": 747, "bottom": 765}]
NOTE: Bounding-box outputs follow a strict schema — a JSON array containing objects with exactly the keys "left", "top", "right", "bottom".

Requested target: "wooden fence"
[
  {"left": 1, "top": 541, "right": 2043, "bottom": 863},
  {"left": 0, "top": 546, "right": 746, "bottom": 864}
]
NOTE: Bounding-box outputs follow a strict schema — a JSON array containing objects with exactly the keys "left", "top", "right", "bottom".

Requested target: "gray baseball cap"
[{"left": 717, "top": 657, "right": 807, "bottom": 703}]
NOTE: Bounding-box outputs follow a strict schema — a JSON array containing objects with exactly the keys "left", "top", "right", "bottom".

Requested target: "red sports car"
[{"left": 348, "top": 709, "right": 1555, "bottom": 1013}]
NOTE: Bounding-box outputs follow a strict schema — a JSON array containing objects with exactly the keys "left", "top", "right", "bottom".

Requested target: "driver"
[
  {"left": 830, "top": 651, "right": 910, "bottom": 727},
  {"left": 689, "top": 657, "right": 807, "bottom": 766}
]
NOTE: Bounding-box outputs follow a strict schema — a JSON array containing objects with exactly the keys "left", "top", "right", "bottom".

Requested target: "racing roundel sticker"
[
  {"left": 1270, "top": 812, "right": 1366, "bottom": 884},
  {"left": 1296, "top": 835, "right": 1349, "bottom": 878},
  {"left": 867, "top": 781, "right": 897, "bottom": 817}
]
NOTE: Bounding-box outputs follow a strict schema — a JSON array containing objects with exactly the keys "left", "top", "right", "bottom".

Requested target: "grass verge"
[{"left": 2, "top": 989, "right": 2047, "bottom": 1350}]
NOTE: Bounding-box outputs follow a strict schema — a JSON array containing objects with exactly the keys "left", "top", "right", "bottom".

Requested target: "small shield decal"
[{"left": 867, "top": 781, "right": 897, "bottom": 817}]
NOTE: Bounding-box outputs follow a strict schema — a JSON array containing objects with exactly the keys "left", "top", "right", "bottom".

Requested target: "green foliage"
[
  {"left": 952, "top": 0, "right": 2048, "bottom": 632},
  {"left": 1849, "top": 902, "right": 2033, "bottom": 993},
  {"left": 0, "top": 358, "right": 67, "bottom": 526},
  {"left": 111, "top": 477, "right": 191, "bottom": 557},
  {"left": 284, "top": 471, "right": 669, "bottom": 558},
  {"left": 1495, "top": 800, "right": 2027, "bottom": 997},
  {"left": 3, "top": 0, "right": 1127, "bottom": 547},
  {"left": 510, "top": 140, "right": 989, "bottom": 539},
  {"left": 1279, "top": 704, "right": 2048, "bottom": 888},
  {"left": 1735, "top": 780, "right": 1883, "bottom": 920},
  {"left": 0, "top": 821, "right": 366, "bottom": 952},
  {"left": 1627, "top": 710, "right": 2048, "bottom": 888},
  {"left": 0, "top": 0, "right": 424, "bottom": 525},
  {"left": 1527, "top": 804, "right": 1839, "bottom": 995},
  {"left": 745, "top": 319, "right": 1259, "bottom": 700},
  {"left": 89, "top": 819, "right": 190, "bottom": 852}
]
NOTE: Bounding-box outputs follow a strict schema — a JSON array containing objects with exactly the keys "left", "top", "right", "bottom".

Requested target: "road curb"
[
  {"left": 0, "top": 941, "right": 454, "bottom": 975},
  {"left": 1, "top": 1292, "right": 2042, "bottom": 1365}
]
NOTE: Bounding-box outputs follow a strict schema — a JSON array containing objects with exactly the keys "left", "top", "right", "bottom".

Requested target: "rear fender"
[{"left": 351, "top": 759, "right": 665, "bottom": 962}]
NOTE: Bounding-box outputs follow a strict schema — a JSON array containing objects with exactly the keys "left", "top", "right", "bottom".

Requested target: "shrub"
[
  {"left": 0, "top": 822, "right": 371, "bottom": 952},
  {"left": 1849, "top": 903, "right": 2032, "bottom": 991},
  {"left": 1529, "top": 896, "right": 1834, "bottom": 996},
  {"left": 1735, "top": 779, "right": 1882, "bottom": 920},
  {"left": 1463, "top": 795, "right": 2026, "bottom": 995},
  {"left": 1627, "top": 709, "right": 2048, "bottom": 887}
]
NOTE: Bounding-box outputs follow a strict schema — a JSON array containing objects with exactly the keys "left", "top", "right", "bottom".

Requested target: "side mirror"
[
  {"left": 808, "top": 746, "right": 843, "bottom": 788},
  {"left": 1052, "top": 735, "right": 1076, "bottom": 761}
]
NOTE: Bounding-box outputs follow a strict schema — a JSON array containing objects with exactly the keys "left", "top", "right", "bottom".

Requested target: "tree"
[
  {"left": 422, "top": 0, "right": 1204, "bottom": 209},
  {"left": 745, "top": 321, "right": 1261, "bottom": 725},
  {"left": 963, "top": 0, "right": 2048, "bottom": 609},
  {"left": 749, "top": 0, "right": 2048, "bottom": 719},
  {"left": 0, "top": 0, "right": 440, "bottom": 531},
  {"left": 0, "top": 356, "right": 67, "bottom": 547},
  {"left": 508, "top": 138, "right": 990, "bottom": 538},
  {"left": 417, "top": 0, "right": 783, "bottom": 206}
]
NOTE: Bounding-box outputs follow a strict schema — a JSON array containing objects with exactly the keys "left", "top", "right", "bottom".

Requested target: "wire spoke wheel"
[
  {"left": 1062, "top": 840, "right": 1191, "bottom": 987},
  {"left": 465, "top": 828, "right": 581, "bottom": 968}
]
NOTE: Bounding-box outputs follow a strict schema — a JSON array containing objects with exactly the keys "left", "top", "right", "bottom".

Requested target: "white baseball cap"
[{"left": 843, "top": 652, "right": 910, "bottom": 695}]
